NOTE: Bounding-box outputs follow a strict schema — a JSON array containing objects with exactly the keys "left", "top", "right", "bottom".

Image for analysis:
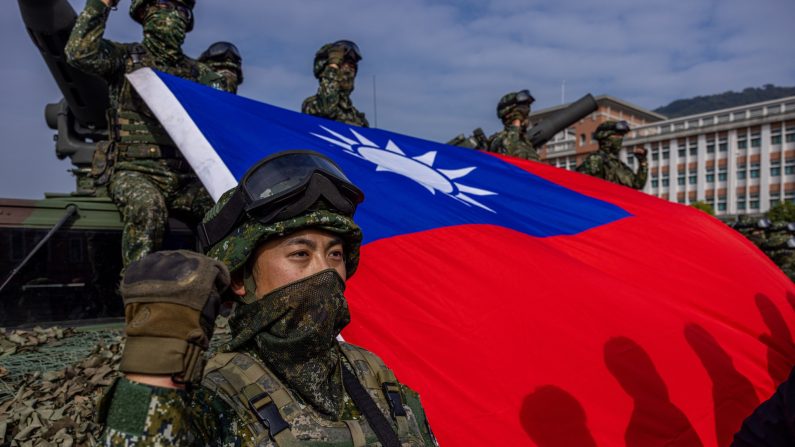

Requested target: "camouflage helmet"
[
  {"left": 496, "top": 89, "right": 535, "bottom": 122},
  {"left": 204, "top": 190, "right": 362, "bottom": 278},
  {"left": 593, "top": 120, "right": 631, "bottom": 142},
  {"left": 130, "top": 0, "right": 195, "bottom": 32},
  {"left": 313, "top": 40, "right": 362, "bottom": 79},
  {"left": 201, "top": 151, "right": 364, "bottom": 279},
  {"left": 199, "top": 41, "right": 243, "bottom": 84}
]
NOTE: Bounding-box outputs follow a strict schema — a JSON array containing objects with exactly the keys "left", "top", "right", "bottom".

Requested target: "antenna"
[
  {"left": 372, "top": 75, "right": 378, "bottom": 128},
  {"left": 561, "top": 80, "right": 566, "bottom": 104}
]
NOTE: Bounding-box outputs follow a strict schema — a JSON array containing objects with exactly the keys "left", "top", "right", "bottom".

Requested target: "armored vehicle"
[{"left": 1, "top": 0, "right": 195, "bottom": 329}]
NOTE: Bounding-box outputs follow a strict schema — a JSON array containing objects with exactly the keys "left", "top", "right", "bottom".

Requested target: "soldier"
[
  {"left": 576, "top": 120, "right": 648, "bottom": 189},
  {"left": 65, "top": 0, "right": 228, "bottom": 267},
  {"left": 98, "top": 151, "right": 438, "bottom": 446},
  {"left": 199, "top": 41, "right": 243, "bottom": 94},
  {"left": 302, "top": 40, "right": 369, "bottom": 127},
  {"left": 487, "top": 90, "right": 539, "bottom": 161}
]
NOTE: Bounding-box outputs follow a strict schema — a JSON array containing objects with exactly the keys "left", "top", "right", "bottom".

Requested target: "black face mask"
[{"left": 226, "top": 269, "right": 351, "bottom": 418}]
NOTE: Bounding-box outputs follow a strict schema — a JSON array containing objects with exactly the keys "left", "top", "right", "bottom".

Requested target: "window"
[
  {"left": 706, "top": 142, "right": 715, "bottom": 153},
  {"left": 718, "top": 202, "right": 727, "bottom": 211},
  {"left": 677, "top": 176, "right": 685, "bottom": 186},
  {"left": 689, "top": 175, "right": 697, "bottom": 184},
  {"left": 719, "top": 172, "right": 728, "bottom": 181},
  {"left": 786, "top": 165, "right": 795, "bottom": 175},
  {"left": 772, "top": 158, "right": 781, "bottom": 166},
  {"left": 662, "top": 150, "right": 670, "bottom": 159},
  {"left": 738, "top": 138, "right": 748, "bottom": 149},
  {"left": 787, "top": 132, "right": 795, "bottom": 143},
  {"left": 751, "top": 135, "right": 761, "bottom": 148},
  {"left": 719, "top": 140, "right": 728, "bottom": 152},
  {"left": 652, "top": 151, "right": 659, "bottom": 161},
  {"left": 773, "top": 135, "right": 783, "bottom": 145},
  {"left": 737, "top": 170, "right": 746, "bottom": 180},
  {"left": 662, "top": 178, "right": 670, "bottom": 187},
  {"left": 772, "top": 167, "right": 782, "bottom": 176},
  {"left": 737, "top": 201, "right": 746, "bottom": 210},
  {"left": 651, "top": 179, "right": 659, "bottom": 188},
  {"left": 706, "top": 173, "right": 715, "bottom": 182},
  {"left": 689, "top": 147, "right": 698, "bottom": 156},
  {"left": 771, "top": 199, "right": 782, "bottom": 208},
  {"left": 750, "top": 200, "right": 760, "bottom": 209},
  {"left": 750, "top": 164, "right": 760, "bottom": 178},
  {"left": 580, "top": 134, "right": 586, "bottom": 146},
  {"left": 678, "top": 149, "right": 686, "bottom": 158}
]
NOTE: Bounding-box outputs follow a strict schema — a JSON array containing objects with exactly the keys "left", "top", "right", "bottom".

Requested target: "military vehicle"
[{"left": 1, "top": 0, "right": 196, "bottom": 329}]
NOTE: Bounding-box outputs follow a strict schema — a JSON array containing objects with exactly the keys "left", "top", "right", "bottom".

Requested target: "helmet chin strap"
[{"left": 241, "top": 263, "right": 260, "bottom": 305}]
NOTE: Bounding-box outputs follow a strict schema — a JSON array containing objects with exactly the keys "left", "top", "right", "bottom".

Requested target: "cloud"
[{"left": 1, "top": 0, "right": 793, "bottom": 198}]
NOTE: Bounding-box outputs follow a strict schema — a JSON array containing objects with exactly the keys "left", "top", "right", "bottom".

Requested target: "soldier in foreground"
[
  {"left": 302, "top": 40, "right": 369, "bottom": 127},
  {"left": 487, "top": 90, "right": 539, "bottom": 161},
  {"left": 99, "top": 151, "right": 437, "bottom": 446},
  {"left": 65, "top": 0, "right": 229, "bottom": 267},
  {"left": 199, "top": 41, "right": 244, "bottom": 94},
  {"left": 576, "top": 120, "right": 648, "bottom": 189}
]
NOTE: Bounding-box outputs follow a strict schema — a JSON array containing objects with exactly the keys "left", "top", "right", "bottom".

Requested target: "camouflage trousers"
[{"left": 108, "top": 163, "right": 213, "bottom": 267}]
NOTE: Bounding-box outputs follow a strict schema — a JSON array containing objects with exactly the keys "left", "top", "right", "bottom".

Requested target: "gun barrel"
[
  {"left": 527, "top": 94, "right": 598, "bottom": 148},
  {"left": 18, "top": 0, "right": 109, "bottom": 129}
]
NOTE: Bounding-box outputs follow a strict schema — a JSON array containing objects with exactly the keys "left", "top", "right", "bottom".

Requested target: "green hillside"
[{"left": 655, "top": 84, "right": 795, "bottom": 118}]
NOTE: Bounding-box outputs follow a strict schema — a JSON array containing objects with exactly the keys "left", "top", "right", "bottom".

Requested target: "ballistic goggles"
[
  {"left": 332, "top": 40, "right": 362, "bottom": 63},
  {"left": 199, "top": 151, "right": 364, "bottom": 250},
  {"left": 201, "top": 41, "right": 242, "bottom": 64},
  {"left": 512, "top": 89, "right": 535, "bottom": 106},
  {"left": 614, "top": 120, "right": 630, "bottom": 134}
]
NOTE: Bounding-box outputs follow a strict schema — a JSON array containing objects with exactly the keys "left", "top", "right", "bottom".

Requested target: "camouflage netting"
[
  {"left": 0, "top": 320, "right": 232, "bottom": 446},
  {"left": 0, "top": 328, "right": 123, "bottom": 447}
]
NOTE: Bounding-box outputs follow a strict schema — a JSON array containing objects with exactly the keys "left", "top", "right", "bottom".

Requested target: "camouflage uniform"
[
  {"left": 487, "top": 90, "right": 539, "bottom": 161},
  {"left": 199, "top": 41, "right": 243, "bottom": 94},
  {"left": 302, "top": 42, "right": 369, "bottom": 127},
  {"left": 65, "top": 0, "right": 227, "bottom": 266},
  {"left": 487, "top": 125, "right": 538, "bottom": 161},
  {"left": 97, "top": 190, "right": 437, "bottom": 446},
  {"left": 576, "top": 120, "right": 648, "bottom": 189}
]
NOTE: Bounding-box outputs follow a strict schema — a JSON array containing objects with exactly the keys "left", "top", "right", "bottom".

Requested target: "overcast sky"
[{"left": 2, "top": 0, "right": 794, "bottom": 198}]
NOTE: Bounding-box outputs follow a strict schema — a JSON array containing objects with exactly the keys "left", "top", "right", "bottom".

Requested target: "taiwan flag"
[{"left": 129, "top": 68, "right": 795, "bottom": 447}]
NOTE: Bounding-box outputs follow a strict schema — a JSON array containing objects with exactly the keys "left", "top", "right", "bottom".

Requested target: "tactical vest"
[
  {"left": 202, "top": 342, "right": 434, "bottom": 446},
  {"left": 110, "top": 44, "right": 218, "bottom": 163}
]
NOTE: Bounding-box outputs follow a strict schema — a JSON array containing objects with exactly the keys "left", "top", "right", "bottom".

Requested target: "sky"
[{"left": 1, "top": 0, "right": 794, "bottom": 199}]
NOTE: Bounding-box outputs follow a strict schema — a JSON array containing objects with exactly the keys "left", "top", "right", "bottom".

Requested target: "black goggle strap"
[{"left": 198, "top": 186, "right": 246, "bottom": 252}]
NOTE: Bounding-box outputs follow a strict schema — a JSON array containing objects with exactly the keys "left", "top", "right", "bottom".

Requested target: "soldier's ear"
[{"left": 230, "top": 269, "right": 245, "bottom": 297}]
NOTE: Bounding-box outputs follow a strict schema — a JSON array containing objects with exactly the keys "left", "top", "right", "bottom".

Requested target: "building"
[
  {"left": 624, "top": 96, "right": 795, "bottom": 216},
  {"left": 536, "top": 95, "right": 665, "bottom": 169}
]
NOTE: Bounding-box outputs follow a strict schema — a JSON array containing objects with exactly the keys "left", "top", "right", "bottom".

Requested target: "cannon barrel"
[
  {"left": 527, "top": 94, "right": 598, "bottom": 148},
  {"left": 18, "top": 0, "right": 109, "bottom": 131}
]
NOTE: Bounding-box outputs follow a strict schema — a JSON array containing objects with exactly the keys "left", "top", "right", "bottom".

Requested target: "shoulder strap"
[
  {"left": 342, "top": 364, "right": 401, "bottom": 447},
  {"left": 341, "top": 344, "right": 410, "bottom": 438},
  {"left": 203, "top": 352, "right": 300, "bottom": 447}
]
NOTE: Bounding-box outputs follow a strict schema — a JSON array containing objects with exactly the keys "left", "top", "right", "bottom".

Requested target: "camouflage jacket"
[
  {"left": 100, "top": 342, "right": 437, "bottom": 446},
  {"left": 487, "top": 125, "right": 539, "bottom": 161},
  {"left": 576, "top": 150, "right": 648, "bottom": 189},
  {"left": 302, "top": 66, "right": 369, "bottom": 127},
  {"left": 64, "top": 0, "right": 229, "bottom": 165}
]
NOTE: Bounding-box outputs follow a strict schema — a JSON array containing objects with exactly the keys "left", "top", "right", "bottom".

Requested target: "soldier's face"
[{"left": 231, "top": 229, "right": 346, "bottom": 299}]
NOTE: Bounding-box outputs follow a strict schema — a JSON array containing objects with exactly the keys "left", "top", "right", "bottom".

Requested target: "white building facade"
[{"left": 618, "top": 96, "right": 795, "bottom": 216}]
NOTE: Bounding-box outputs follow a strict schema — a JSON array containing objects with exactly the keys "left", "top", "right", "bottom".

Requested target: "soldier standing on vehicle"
[
  {"left": 487, "top": 90, "right": 539, "bottom": 161},
  {"left": 98, "top": 150, "right": 438, "bottom": 446},
  {"left": 576, "top": 120, "right": 648, "bottom": 189},
  {"left": 199, "top": 41, "right": 243, "bottom": 94},
  {"left": 302, "top": 40, "right": 369, "bottom": 127},
  {"left": 65, "top": 0, "right": 229, "bottom": 268}
]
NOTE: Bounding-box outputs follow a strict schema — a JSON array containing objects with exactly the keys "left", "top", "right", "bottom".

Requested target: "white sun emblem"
[{"left": 311, "top": 126, "right": 498, "bottom": 212}]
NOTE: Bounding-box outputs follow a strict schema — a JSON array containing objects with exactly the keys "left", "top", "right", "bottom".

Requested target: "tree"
[
  {"left": 691, "top": 201, "right": 715, "bottom": 216},
  {"left": 767, "top": 202, "right": 795, "bottom": 223}
]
